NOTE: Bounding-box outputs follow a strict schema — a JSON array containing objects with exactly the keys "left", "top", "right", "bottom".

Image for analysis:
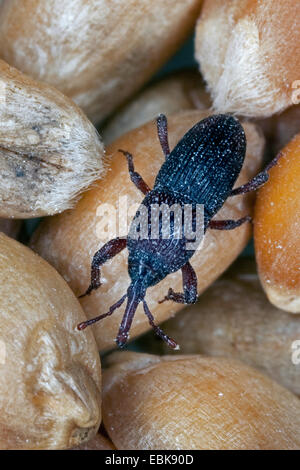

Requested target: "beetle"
[{"left": 77, "top": 113, "right": 280, "bottom": 348}]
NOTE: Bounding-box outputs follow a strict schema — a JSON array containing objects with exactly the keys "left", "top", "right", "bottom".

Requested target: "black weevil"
[{"left": 78, "top": 114, "right": 280, "bottom": 348}]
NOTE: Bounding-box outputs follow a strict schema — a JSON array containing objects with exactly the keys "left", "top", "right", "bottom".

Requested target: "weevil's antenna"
[
  {"left": 143, "top": 300, "right": 179, "bottom": 350},
  {"left": 77, "top": 293, "right": 127, "bottom": 331}
]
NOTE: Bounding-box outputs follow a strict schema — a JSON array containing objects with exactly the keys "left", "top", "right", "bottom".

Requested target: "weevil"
[{"left": 78, "top": 114, "right": 280, "bottom": 348}]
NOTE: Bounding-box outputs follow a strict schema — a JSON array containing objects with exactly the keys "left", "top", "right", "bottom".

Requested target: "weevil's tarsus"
[
  {"left": 209, "top": 215, "right": 252, "bottom": 230},
  {"left": 264, "top": 151, "right": 283, "bottom": 171},
  {"left": 79, "top": 237, "right": 127, "bottom": 298},
  {"left": 159, "top": 261, "right": 198, "bottom": 305},
  {"left": 157, "top": 113, "right": 171, "bottom": 159},
  {"left": 159, "top": 287, "right": 184, "bottom": 304},
  {"left": 182, "top": 261, "right": 198, "bottom": 303},
  {"left": 119, "top": 149, "right": 151, "bottom": 195},
  {"left": 77, "top": 293, "right": 127, "bottom": 331},
  {"left": 143, "top": 299, "right": 178, "bottom": 349},
  {"left": 231, "top": 152, "right": 283, "bottom": 196}
]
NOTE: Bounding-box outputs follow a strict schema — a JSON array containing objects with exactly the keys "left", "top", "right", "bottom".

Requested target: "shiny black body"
[
  {"left": 79, "top": 113, "right": 277, "bottom": 349},
  {"left": 127, "top": 114, "right": 246, "bottom": 291}
]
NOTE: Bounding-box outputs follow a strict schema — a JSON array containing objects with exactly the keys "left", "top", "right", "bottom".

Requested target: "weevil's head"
[{"left": 114, "top": 250, "right": 171, "bottom": 348}]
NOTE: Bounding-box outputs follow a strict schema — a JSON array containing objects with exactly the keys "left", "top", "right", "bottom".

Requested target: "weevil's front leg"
[
  {"left": 157, "top": 114, "right": 171, "bottom": 159},
  {"left": 230, "top": 152, "right": 282, "bottom": 196},
  {"left": 79, "top": 237, "right": 127, "bottom": 298},
  {"left": 159, "top": 261, "right": 198, "bottom": 304},
  {"left": 209, "top": 215, "right": 252, "bottom": 230},
  {"left": 119, "top": 149, "right": 151, "bottom": 195}
]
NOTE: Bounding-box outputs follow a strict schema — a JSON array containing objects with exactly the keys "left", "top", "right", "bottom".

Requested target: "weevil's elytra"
[
  {"left": 78, "top": 113, "right": 281, "bottom": 349},
  {"left": 154, "top": 114, "right": 247, "bottom": 224}
]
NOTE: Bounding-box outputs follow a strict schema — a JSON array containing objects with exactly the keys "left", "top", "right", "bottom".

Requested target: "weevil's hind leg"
[
  {"left": 79, "top": 237, "right": 127, "bottom": 298},
  {"left": 119, "top": 149, "right": 151, "bottom": 195},
  {"left": 158, "top": 261, "right": 198, "bottom": 305},
  {"left": 157, "top": 114, "right": 171, "bottom": 159},
  {"left": 77, "top": 293, "right": 127, "bottom": 331},
  {"left": 230, "top": 152, "right": 283, "bottom": 196},
  {"left": 143, "top": 300, "right": 178, "bottom": 349},
  {"left": 209, "top": 215, "right": 252, "bottom": 230}
]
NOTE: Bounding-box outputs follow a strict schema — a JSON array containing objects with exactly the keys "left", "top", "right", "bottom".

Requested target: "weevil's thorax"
[
  {"left": 127, "top": 189, "right": 196, "bottom": 287},
  {"left": 154, "top": 114, "right": 247, "bottom": 220}
]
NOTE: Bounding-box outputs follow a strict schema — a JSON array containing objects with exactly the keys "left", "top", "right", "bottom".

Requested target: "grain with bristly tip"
[
  {"left": 0, "top": 0, "right": 203, "bottom": 123},
  {"left": 157, "top": 258, "right": 300, "bottom": 395},
  {"left": 0, "top": 218, "right": 21, "bottom": 238},
  {"left": 102, "top": 352, "right": 300, "bottom": 450},
  {"left": 195, "top": 0, "right": 300, "bottom": 117},
  {"left": 0, "top": 59, "right": 104, "bottom": 219},
  {"left": 254, "top": 133, "right": 300, "bottom": 313},
  {"left": 102, "top": 70, "right": 211, "bottom": 144},
  {"left": 0, "top": 234, "right": 102, "bottom": 450},
  {"left": 30, "top": 110, "right": 264, "bottom": 351}
]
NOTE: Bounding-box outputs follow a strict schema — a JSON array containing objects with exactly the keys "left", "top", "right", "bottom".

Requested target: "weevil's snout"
[{"left": 116, "top": 282, "right": 145, "bottom": 348}]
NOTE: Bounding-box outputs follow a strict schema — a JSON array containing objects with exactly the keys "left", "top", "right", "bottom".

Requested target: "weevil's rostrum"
[{"left": 78, "top": 114, "right": 280, "bottom": 348}]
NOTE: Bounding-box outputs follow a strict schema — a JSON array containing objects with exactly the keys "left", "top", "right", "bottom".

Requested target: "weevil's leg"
[
  {"left": 159, "top": 261, "right": 198, "bottom": 305},
  {"left": 230, "top": 152, "right": 282, "bottom": 196},
  {"left": 79, "top": 237, "right": 127, "bottom": 298},
  {"left": 143, "top": 300, "right": 178, "bottom": 349},
  {"left": 209, "top": 215, "right": 252, "bottom": 230},
  {"left": 119, "top": 149, "right": 151, "bottom": 195},
  {"left": 77, "top": 293, "right": 127, "bottom": 331},
  {"left": 157, "top": 114, "right": 170, "bottom": 159}
]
